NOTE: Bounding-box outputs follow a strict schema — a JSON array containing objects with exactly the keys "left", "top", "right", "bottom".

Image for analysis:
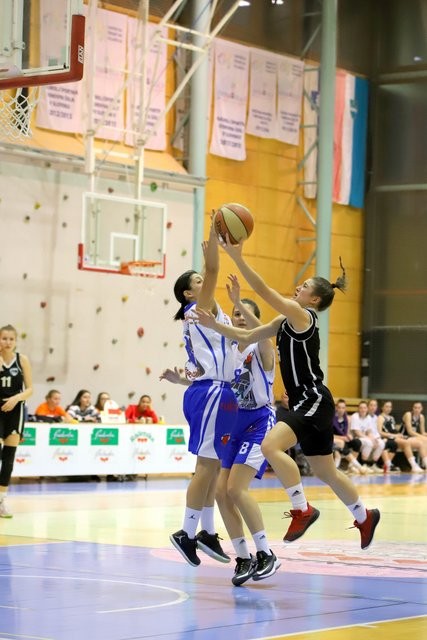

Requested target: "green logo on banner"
[
  {"left": 21, "top": 427, "right": 36, "bottom": 446},
  {"left": 91, "top": 428, "right": 119, "bottom": 445},
  {"left": 167, "top": 428, "right": 186, "bottom": 445},
  {"left": 49, "top": 428, "right": 79, "bottom": 446}
]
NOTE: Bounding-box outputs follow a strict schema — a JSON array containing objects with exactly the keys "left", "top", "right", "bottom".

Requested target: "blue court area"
[
  {"left": 0, "top": 540, "right": 426, "bottom": 640},
  {"left": 1, "top": 473, "right": 426, "bottom": 640}
]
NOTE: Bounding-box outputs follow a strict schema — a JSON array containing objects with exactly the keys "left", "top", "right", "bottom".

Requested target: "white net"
[{"left": 0, "top": 87, "right": 39, "bottom": 141}]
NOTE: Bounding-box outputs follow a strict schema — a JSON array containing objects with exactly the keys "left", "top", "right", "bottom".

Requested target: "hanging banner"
[
  {"left": 276, "top": 56, "right": 304, "bottom": 146},
  {"left": 173, "top": 36, "right": 214, "bottom": 152},
  {"left": 210, "top": 39, "right": 250, "bottom": 161},
  {"left": 334, "top": 73, "right": 369, "bottom": 207},
  {"left": 303, "top": 65, "right": 319, "bottom": 199},
  {"left": 86, "top": 7, "right": 127, "bottom": 142},
  {"left": 37, "top": 4, "right": 127, "bottom": 139},
  {"left": 246, "top": 49, "right": 277, "bottom": 139},
  {"left": 36, "top": 0, "right": 84, "bottom": 133},
  {"left": 125, "top": 19, "right": 167, "bottom": 150}
]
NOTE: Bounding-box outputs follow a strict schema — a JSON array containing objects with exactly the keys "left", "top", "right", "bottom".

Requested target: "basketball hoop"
[
  {"left": 119, "top": 260, "right": 162, "bottom": 277},
  {"left": 0, "top": 86, "right": 39, "bottom": 141}
]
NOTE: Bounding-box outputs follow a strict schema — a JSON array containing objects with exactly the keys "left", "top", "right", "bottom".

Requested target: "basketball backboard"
[
  {"left": 0, "top": 0, "right": 84, "bottom": 89},
  {"left": 78, "top": 192, "right": 167, "bottom": 279}
]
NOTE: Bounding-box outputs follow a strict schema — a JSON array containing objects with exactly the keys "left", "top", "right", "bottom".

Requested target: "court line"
[
  {"left": 0, "top": 574, "right": 189, "bottom": 614},
  {"left": 249, "top": 613, "right": 427, "bottom": 639}
]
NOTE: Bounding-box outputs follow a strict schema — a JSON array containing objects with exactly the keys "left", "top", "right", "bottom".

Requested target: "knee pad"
[
  {"left": 349, "top": 438, "right": 362, "bottom": 453},
  {"left": 0, "top": 446, "right": 16, "bottom": 487},
  {"left": 342, "top": 444, "right": 350, "bottom": 456},
  {"left": 386, "top": 438, "right": 398, "bottom": 453}
]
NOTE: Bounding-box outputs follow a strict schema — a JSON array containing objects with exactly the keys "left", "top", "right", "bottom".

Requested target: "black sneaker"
[
  {"left": 196, "top": 530, "right": 231, "bottom": 563},
  {"left": 170, "top": 529, "right": 200, "bottom": 566},
  {"left": 252, "top": 550, "right": 281, "bottom": 581},
  {"left": 232, "top": 555, "right": 256, "bottom": 586}
]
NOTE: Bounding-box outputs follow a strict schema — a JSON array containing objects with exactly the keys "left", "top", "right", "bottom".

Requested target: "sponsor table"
[{"left": 15, "top": 423, "right": 196, "bottom": 477}]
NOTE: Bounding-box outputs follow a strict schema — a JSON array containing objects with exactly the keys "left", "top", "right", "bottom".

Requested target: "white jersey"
[
  {"left": 232, "top": 343, "right": 274, "bottom": 410},
  {"left": 350, "top": 412, "right": 371, "bottom": 435},
  {"left": 183, "top": 302, "right": 237, "bottom": 382}
]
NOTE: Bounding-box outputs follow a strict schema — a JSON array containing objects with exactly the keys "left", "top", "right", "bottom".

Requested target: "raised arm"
[
  {"left": 197, "top": 217, "right": 220, "bottom": 314},
  {"left": 227, "top": 274, "right": 274, "bottom": 371},
  {"left": 197, "top": 308, "right": 283, "bottom": 349},
  {"left": 219, "top": 238, "right": 310, "bottom": 331}
]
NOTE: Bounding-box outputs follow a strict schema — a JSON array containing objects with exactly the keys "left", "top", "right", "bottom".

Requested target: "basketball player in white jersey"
[
  {"left": 162, "top": 275, "right": 279, "bottom": 585},
  {"left": 216, "top": 275, "right": 280, "bottom": 585},
  {"left": 0, "top": 325, "right": 33, "bottom": 517},
  {"left": 197, "top": 241, "right": 381, "bottom": 551},
  {"left": 167, "top": 220, "right": 239, "bottom": 567}
]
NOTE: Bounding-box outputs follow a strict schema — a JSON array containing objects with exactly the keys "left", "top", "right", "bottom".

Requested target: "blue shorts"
[
  {"left": 183, "top": 380, "right": 238, "bottom": 460},
  {"left": 221, "top": 405, "right": 275, "bottom": 479}
]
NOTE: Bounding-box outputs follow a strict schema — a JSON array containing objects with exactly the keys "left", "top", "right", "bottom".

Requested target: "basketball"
[{"left": 213, "top": 203, "right": 254, "bottom": 245}]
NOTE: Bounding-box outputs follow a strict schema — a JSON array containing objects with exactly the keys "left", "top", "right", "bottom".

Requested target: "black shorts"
[
  {"left": 0, "top": 402, "right": 25, "bottom": 440},
  {"left": 283, "top": 386, "right": 334, "bottom": 456}
]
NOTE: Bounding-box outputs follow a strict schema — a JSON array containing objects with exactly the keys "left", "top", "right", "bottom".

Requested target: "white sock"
[
  {"left": 182, "top": 508, "right": 201, "bottom": 539},
  {"left": 200, "top": 506, "right": 215, "bottom": 534},
  {"left": 252, "top": 530, "right": 270, "bottom": 554},
  {"left": 231, "top": 537, "right": 250, "bottom": 559},
  {"left": 408, "top": 456, "right": 418, "bottom": 469},
  {"left": 286, "top": 483, "right": 308, "bottom": 511},
  {"left": 346, "top": 499, "right": 367, "bottom": 523},
  {"left": 384, "top": 459, "right": 391, "bottom": 470},
  {"left": 350, "top": 458, "right": 363, "bottom": 470}
]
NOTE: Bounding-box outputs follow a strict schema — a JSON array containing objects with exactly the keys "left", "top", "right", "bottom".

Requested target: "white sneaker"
[
  {"left": 0, "top": 498, "right": 12, "bottom": 518},
  {"left": 348, "top": 464, "right": 361, "bottom": 475},
  {"left": 371, "top": 464, "right": 383, "bottom": 474},
  {"left": 362, "top": 464, "right": 375, "bottom": 474},
  {"left": 411, "top": 465, "right": 423, "bottom": 474}
]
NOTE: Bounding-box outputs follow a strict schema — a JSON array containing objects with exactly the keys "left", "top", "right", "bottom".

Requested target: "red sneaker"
[
  {"left": 353, "top": 508, "right": 381, "bottom": 549},
  {"left": 283, "top": 504, "right": 320, "bottom": 543}
]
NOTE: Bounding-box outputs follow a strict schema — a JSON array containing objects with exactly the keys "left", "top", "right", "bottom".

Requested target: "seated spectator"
[
  {"left": 350, "top": 401, "right": 384, "bottom": 473},
  {"left": 95, "top": 392, "right": 111, "bottom": 412},
  {"left": 125, "top": 394, "right": 158, "bottom": 424},
  {"left": 332, "top": 399, "right": 365, "bottom": 474},
  {"left": 34, "top": 389, "right": 73, "bottom": 423},
  {"left": 378, "top": 401, "right": 426, "bottom": 473},
  {"left": 67, "top": 390, "right": 100, "bottom": 423},
  {"left": 402, "top": 402, "right": 427, "bottom": 440}
]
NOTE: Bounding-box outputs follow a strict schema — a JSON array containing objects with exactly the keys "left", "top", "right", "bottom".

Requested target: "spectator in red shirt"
[{"left": 125, "top": 394, "right": 158, "bottom": 424}]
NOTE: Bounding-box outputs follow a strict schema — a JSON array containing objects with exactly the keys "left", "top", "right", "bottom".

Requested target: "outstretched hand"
[
  {"left": 226, "top": 274, "right": 241, "bottom": 306},
  {"left": 217, "top": 233, "right": 244, "bottom": 261},
  {"left": 159, "top": 367, "right": 182, "bottom": 384},
  {"left": 195, "top": 307, "right": 217, "bottom": 329}
]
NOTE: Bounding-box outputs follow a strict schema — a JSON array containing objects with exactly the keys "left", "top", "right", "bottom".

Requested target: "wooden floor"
[{"left": 0, "top": 471, "right": 426, "bottom": 640}]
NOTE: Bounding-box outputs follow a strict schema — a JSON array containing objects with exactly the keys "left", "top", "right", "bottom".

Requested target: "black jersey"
[
  {"left": 381, "top": 415, "right": 398, "bottom": 434},
  {"left": 276, "top": 308, "right": 324, "bottom": 404},
  {"left": 0, "top": 353, "right": 24, "bottom": 401},
  {"left": 402, "top": 413, "right": 421, "bottom": 436}
]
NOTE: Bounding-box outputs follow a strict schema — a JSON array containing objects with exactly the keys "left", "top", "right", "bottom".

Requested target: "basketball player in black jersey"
[
  {"left": 0, "top": 324, "right": 33, "bottom": 517},
  {"left": 197, "top": 242, "right": 380, "bottom": 550}
]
